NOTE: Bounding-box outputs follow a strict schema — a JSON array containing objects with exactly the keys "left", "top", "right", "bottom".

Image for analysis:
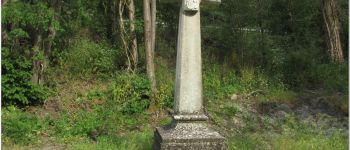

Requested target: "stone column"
[
  {"left": 154, "top": 0, "right": 227, "bottom": 149},
  {"left": 173, "top": 0, "right": 206, "bottom": 119}
]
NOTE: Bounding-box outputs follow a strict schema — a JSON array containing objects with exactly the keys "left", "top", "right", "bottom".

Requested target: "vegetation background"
[{"left": 1, "top": 0, "right": 349, "bottom": 149}]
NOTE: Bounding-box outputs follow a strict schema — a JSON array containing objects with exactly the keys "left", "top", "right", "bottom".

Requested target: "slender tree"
[
  {"left": 322, "top": 0, "right": 344, "bottom": 63},
  {"left": 143, "top": 0, "right": 157, "bottom": 95},
  {"left": 118, "top": 0, "right": 133, "bottom": 71},
  {"left": 128, "top": 0, "right": 138, "bottom": 71},
  {"left": 31, "top": 34, "right": 44, "bottom": 85},
  {"left": 151, "top": 0, "right": 156, "bottom": 57}
]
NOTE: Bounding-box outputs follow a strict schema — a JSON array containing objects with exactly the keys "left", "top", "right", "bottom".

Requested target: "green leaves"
[
  {"left": 8, "top": 28, "right": 30, "bottom": 40},
  {"left": 2, "top": 48, "right": 49, "bottom": 106},
  {"left": 108, "top": 73, "right": 151, "bottom": 115},
  {"left": 2, "top": 107, "right": 47, "bottom": 145},
  {"left": 62, "top": 38, "right": 117, "bottom": 75},
  {"left": 2, "top": 2, "right": 58, "bottom": 31}
]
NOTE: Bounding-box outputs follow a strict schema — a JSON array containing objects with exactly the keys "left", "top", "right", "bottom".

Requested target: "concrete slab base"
[{"left": 153, "top": 122, "right": 227, "bottom": 150}]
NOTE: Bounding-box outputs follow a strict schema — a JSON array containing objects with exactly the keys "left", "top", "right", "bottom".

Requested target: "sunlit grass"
[
  {"left": 68, "top": 128, "right": 153, "bottom": 150},
  {"left": 228, "top": 130, "right": 348, "bottom": 150}
]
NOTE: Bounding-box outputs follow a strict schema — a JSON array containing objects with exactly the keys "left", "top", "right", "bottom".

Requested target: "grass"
[
  {"left": 271, "top": 131, "right": 347, "bottom": 150},
  {"left": 2, "top": 93, "right": 348, "bottom": 150},
  {"left": 67, "top": 127, "right": 153, "bottom": 150},
  {"left": 2, "top": 61, "right": 348, "bottom": 150},
  {"left": 227, "top": 130, "right": 348, "bottom": 150}
]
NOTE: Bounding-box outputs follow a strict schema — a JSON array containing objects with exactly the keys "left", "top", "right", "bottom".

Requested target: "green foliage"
[
  {"left": 2, "top": 106, "right": 47, "bottom": 145},
  {"left": 62, "top": 38, "right": 119, "bottom": 75},
  {"left": 67, "top": 127, "right": 153, "bottom": 150},
  {"left": 54, "top": 89, "right": 106, "bottom": 138},
  {"left": 54, "top": 103, "right": 104, "bottom": 139},
  {"left": 201, "top": 0, "right": 348, "bottom": 93},
  {"left": 7, "top": 28, "right": 30, "bottom": 40},
  {"left": 203, "top": 63, "right": 242, "bottom": 102},
  {"left": 2, "top": 2, "right": 58, "bottom": 31},
  {"left": 228, "top": 130, "right": 348, "bottom": 150},
  {"left": 271, "top": 128, "right": 347, "bottom": 150},
  {"left": 1, "top": 48, "right": 49, "bottom": 106},
  {"left": 108, "top": 73, "right": 151, "bottom": 114},
  {"left": 228, "top": 134, "right": 264, "bottom": 150},
  {"left": 1, "top": 1, "right": 58, "bottom": 107},
  {"left": 155, "top": 58, "right": 175, "bottom": 108},
  {"left": 2, "top": 1, "right": 60, "bottom": 51},
  {"left": 53, "top": 73, "right": 151, "bottom": 139},
  {"left": 309, "top": 63, "right": 348, "bottom": 92},
  {"left": 227, "top": 111, "right": 348, "bottom": 150},
  {"left": 2, "top": 0, "right": 348, "bottom": 148}
]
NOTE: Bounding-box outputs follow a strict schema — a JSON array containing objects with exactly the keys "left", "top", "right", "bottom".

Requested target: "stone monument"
[{"left": 154, "top": 0, "right": 227, "bottom": 149}]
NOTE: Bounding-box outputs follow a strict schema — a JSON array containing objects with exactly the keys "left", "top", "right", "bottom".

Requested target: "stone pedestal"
[
  {"left": 154, "top": 113, "right": 227, "bottom": 150},
  {"left": 154, "top": 117, "right": 227, "bottom": 150}
]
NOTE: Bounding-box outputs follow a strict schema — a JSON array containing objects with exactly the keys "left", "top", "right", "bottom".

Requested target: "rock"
[
  {"left": 275, "top": 110, "right": 288, "bottom": 120},
  {"left": 276, "top": 104, "right": 292, "bottom": 113},
  {"left": 310, "top": 97, "right": 328, "bottom": 109},
  {"left": 324, "top": 127, "right": 338, "bottom": 137},
  {"left": 336, "top": 92, "right": 342, "bottom": 96},
  {"left": 230, "top": 94, "right": 239, "bottom": 101},
  {"left": 296, "top": 105, "right": 310, "bottom": 119}
]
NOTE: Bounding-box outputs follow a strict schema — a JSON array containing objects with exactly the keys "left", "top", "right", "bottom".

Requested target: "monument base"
[{"left": 153, "top": 121, "right": 227, "bottom": 150}]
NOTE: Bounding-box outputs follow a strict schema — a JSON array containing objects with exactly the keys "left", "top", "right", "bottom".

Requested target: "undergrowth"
[{"left": 2, "top": 60, "right": 348, "bottom": 149}]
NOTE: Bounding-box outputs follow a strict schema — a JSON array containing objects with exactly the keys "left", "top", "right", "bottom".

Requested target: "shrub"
[
  {"left": 2, "top": 48, "right": 49, "bottom": 106},
  {"left": 62, "top": 38, "right": 119, "bottom": 75},
  {"left": 108, "top": 73, "right": 151, "bottom": 115},
  {"left": 309, "top": 63, "right": 348, "bottom": 92},
  {"left": 203, "top": 63, "right": 242, "bottom": 102}
]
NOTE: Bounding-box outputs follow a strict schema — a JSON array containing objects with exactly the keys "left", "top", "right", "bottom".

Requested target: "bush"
[
  {"left": 309, "top": 63, "right": 348, "bottom": 92},
  {"left": 2, "top": 48, "right": 49, "bottom": 106},
  {"left": 2, "top": 106, "right": 47, "bottom": 145},
  {"left": 62, "top": 38, "right": 119, "bottom": 75},
  {"left": 108, "top": 73, "right": 151, "bottom": 115},
  {"left": 203, "top": 63, "right": 242, "bottom": 102}
]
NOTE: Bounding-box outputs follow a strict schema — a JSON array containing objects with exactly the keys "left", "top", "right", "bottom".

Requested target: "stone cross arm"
[
  {"left": 160, "top": 0, "right": 221, "bottom": 3},
  {"left": 161, "top": 0, "right": 220, "bottom": 11}
]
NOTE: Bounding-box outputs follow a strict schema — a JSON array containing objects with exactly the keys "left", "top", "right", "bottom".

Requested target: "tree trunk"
[
  {"left": 31, "top": 34, "right": 44, "bottom": 85},
  {"left": 151, "top": 0, "right": 156, "bottom": 57},
  {"left": 118, "top": 0, "right": 132, "bottom": 71},
  {"left": 322, "top": 0, "right": 344, "bottom": 63},
  {"left": 2, "top": 0, "right": 8, "bottom": 5},
  {"left": 46, "top": 0, "right": 61, "bottom": 58},
  {"left": 143, "top": 0, "right": 157, "bottom": 95},
  {"left": 111, "top": 0, "right": 117, "bottom": 42},
  {"left": 128, "top": 0, "right": 138, "bottom": 71}
]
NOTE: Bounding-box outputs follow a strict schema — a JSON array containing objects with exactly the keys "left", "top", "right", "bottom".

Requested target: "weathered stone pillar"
[
  {"left": 174, "top": 0, "right": 204, "bottom": 119},
  {"left": 154, "top": 0, "right": 227, "bottom": 149}
]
